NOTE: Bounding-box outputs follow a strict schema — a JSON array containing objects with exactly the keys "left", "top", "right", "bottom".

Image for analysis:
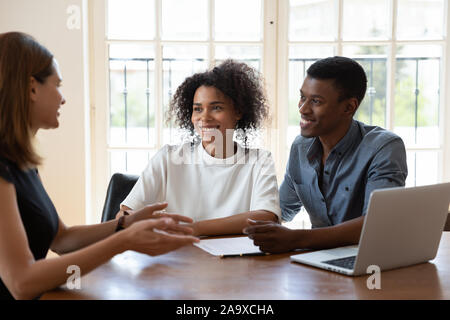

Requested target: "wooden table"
[{"left": 41, "top": 232, "right": 450, "bottom": 300}]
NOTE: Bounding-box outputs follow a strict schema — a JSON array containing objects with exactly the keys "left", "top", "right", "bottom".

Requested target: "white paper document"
[{"left": 194, "top": 236, "right": 266, "bottom": 257}]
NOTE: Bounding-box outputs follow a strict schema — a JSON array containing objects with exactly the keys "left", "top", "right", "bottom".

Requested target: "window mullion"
[
  {"left": 386, "top": 0, "right": 398, "bottom": 131},
  {"left": 337, "top": 0, "right": 343, "bottom": 55},
  {"left": 209, "top": 0, "right": 215, "bottom": 67},
  {"left": 275, "top": 0, "right": 289, "bottom": 182},
  {"left": 155, "top": 0, "right": 163, "bottom": 149},
  {"left": 263, "top": 0, "right": 278, "bottom": 154}
]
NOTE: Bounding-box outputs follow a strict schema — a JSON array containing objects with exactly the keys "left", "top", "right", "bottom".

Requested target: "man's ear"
[
  {"left": 29, "top": 76, "right": 39, "bottom": 103},
  {"left": 344, "top": 98, "right": 359, "bottom": 117}
]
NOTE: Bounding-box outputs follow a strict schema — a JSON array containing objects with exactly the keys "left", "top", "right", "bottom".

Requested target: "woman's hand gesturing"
[{"left": 123, "top": 217, "right": 199, "bottom": 256}]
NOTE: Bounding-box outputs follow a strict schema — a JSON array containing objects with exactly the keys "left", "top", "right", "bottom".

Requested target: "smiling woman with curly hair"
[
  {"left": 169, "top": 59, "right": 269, "bottom": 146},
  {"left": 120, "top": 59, "right": 281, "bottom": 237}
]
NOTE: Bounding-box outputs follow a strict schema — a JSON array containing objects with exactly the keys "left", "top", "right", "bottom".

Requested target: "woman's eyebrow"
[{"left": 193, "top": 100, "right": 225, "bottom": 106}]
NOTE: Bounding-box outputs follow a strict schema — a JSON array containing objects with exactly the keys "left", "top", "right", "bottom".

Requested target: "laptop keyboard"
[{"left": 322, "top": 255, "right": 356, "bottom": 270}]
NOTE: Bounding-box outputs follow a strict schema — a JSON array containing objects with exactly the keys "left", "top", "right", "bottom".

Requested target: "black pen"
[{"left": 220, "top": 252, "right": 270, "bottom": 258}]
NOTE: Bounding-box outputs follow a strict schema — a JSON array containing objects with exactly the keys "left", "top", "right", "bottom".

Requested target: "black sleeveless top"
[{"left": 0, "top": 156, "right": 59, "bottom": 300}]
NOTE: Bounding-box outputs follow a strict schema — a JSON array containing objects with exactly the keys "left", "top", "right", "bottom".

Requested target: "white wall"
[
  {"left": 444, "top": 0, "right": 450, "bottom": 183},
  {"left": 0, "top": 0, "right": 90, "bottom": 226}
]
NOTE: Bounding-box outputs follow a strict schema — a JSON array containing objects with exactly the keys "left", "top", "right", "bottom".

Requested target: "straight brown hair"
[{"left": 0, "top": 32, "right": 54, "bottom": 169}]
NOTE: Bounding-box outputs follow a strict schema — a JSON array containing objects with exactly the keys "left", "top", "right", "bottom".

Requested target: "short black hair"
[
  {"left": 169, "top": 59, "right": 269, "bottom": 142},
  {"left": 307, "top": 56, "right": 367, "bottom": 104}
]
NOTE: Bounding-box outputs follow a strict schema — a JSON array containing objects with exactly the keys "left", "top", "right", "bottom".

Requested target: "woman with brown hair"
[{"left": 0, "top": 32, "right": 199, "bottom": 300}]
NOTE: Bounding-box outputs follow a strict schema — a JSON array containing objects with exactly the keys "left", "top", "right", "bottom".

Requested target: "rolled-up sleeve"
[
  {"left": 279, "top": 159, "right": 304, "bottom": 222},
  {"left": 363, "top": 138, "right": 408, "bottom": 214}
]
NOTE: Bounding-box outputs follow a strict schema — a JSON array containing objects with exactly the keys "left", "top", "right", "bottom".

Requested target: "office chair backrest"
[
  {"left": 101, "top": 173, "right": 139, "bottom": 222},
  {"left": 445, "top": 212, "right": 450, "bottom": 231}
]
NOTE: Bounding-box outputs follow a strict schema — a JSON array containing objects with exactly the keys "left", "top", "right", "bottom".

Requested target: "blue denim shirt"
[{"left": 280, "top": 120, "right": 408, "bottom": 228}]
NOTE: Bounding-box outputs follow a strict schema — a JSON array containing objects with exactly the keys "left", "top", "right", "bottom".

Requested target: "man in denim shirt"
[{"left": 245, "top": 56, "right": 407, "bottom": 253}]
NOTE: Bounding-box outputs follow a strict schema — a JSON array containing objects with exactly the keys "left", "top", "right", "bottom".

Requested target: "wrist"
[
  {"left": 110, "top": 229, "right": 130, "bottom": 254},
  {"left": 292, "top": 229, "right": 312, "bottom": 250},
  {"left": 191, "top": 222, "right": 201, "bottom": 237},
  {"left": 122, "top": 210, "right": 135, "bottom": 228},
  {"left": 115, "top": 210, "right": 133, "bottom": 231}
]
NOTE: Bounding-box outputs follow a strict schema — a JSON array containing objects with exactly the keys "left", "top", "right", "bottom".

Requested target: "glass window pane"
[
  {"left": 162, "top": 45, "right": 208, "bottom": 145},
  {"left": 289, "top": 0, "right": 337, "bottom": 41},
  {"left": 406, "top": 151, "right": 439, "bottom": 187},
  {"left": 162, "top": 0, "right": 208, "bottom": 40},
  {"left": 215, "top": 0, "right": 262, "bottom": 41},
  {"left": 109, "top": 60, "right": 126, "bottom": 146},
  {"left": 287, "top": 46, "right": 335, "bottom": 153},
  {"left": 126, "top": 150, "right": 152, "bottom": 175},
  {"left": 215, "top": 45, "right": 262, "bottom": 70},
  {"left": 109, "top": 45, "right": 155, "bottom": 147},
  {"left": 342, "top": 0, "right": 389, "bottom": 40},
  {"left": 343, "top": 45, "right": 388, "bottom": 128},
  {"left": 109, "top": 44, "right": 155, "bottom": 60},
  {"left": 109, "top": 150, "right": 157, "bottom": 176},
  {"left": 107, "top": 0, "right": 155, "bottom": 40},
  {"left": 110, "top": 150, "right": 126, "bottom": 175},
  {"left": 397, "top": 0, "right": 445, "bottom": 40},
  {"left": 394, "top": 45, "right": 441, "bottom": 148}
]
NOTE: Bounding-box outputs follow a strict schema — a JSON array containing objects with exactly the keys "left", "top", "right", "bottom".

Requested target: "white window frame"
[
  {"left": 89, "top": 0, "right": 277, "bottom": 223},
  {"left": 89, "top": 0, "right": 450, "bottom": 223},
  {"left": 275, "top": 0, "right": 450, "bottom": 185}
]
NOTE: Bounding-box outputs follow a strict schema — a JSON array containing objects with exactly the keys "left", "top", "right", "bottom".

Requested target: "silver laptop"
[{"left": 290, "top": 182, "right": 450, "bottom": 276}]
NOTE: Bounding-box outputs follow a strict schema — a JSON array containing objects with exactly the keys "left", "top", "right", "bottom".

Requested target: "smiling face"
[
  {"left": 191, "top": 85, "right": 241, "bottom": 156},
  {"left": 29, "top": 59, "right": 66, "bottom": 133},
  {"left": 298, "top": 76, "right": 356, "bottom": 148}
]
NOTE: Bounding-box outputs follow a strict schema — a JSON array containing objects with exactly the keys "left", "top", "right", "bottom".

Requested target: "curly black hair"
[{"left": 168, "top": 59, "right": 269, "bottom": 143}]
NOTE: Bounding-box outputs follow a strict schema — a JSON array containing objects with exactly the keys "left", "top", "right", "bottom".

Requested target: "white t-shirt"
[{"left": 122, "top": 142, "right": 281, "bottom": 222}]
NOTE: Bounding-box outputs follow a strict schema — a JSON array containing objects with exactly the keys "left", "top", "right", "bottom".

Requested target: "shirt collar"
[
  {"left": 329, "top": 119, "right": 360, "bottom": 157},
  {"left": 306, "top": 119, "right": 359, "bottom": 164},
  {"left": 306, "top": 138, "right": 322, "bottom": 167},
  {"left": 198, "top": 141, "right": 245, "bottom": 165}
]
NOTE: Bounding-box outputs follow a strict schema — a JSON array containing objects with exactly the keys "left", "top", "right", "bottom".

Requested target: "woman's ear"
[
  {"left": 235, "top": 110, "right": 243, "bottom": 121},
  {"left": 29, "top": 76, "right": 38, "bottom": 103}
]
